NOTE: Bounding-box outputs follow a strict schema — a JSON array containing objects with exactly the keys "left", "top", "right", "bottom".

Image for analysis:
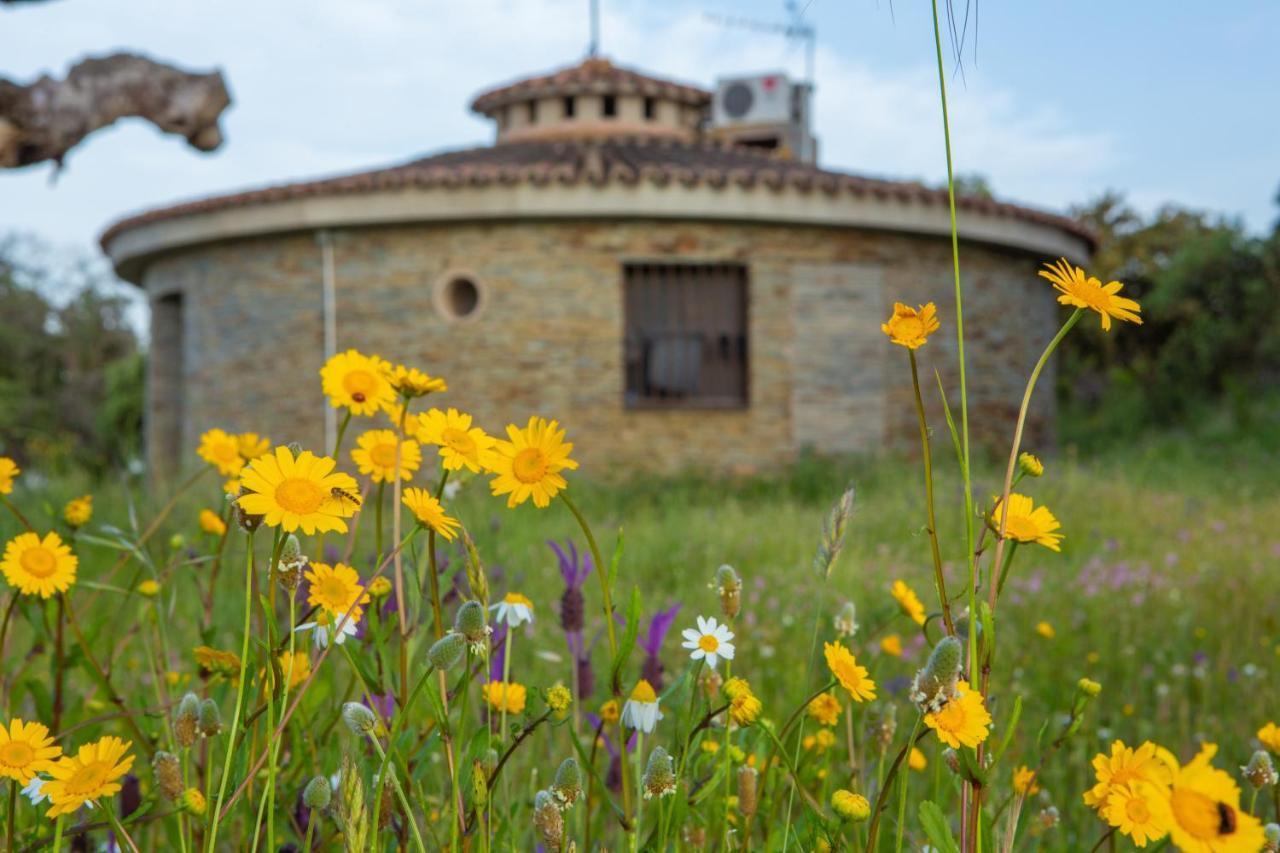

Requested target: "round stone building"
[{"left": 101, "top": 57, "right": 1092, "bottom": 477}]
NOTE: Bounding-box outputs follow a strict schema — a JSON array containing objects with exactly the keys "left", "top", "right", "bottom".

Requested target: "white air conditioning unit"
[{"left": 712, "top": 73, "right": 794, "bottom": 126}]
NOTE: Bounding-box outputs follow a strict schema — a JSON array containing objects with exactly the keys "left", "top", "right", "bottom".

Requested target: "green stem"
[
  {"left": 632, "top": 730, "right": 645, "bottom": 853},
  {"left": 501, "top": 630, "right": 514, "bottom": 848},
  {"left": 51, "top": 814, "right": 64, "bottom": 852},
  {"left": 368, "top": 736, "right": 427, "bottom": 853},
  {"left": 894, "top": 717, "right": 924, "bottom": 853},
  {"left": 6, "top": 779, "right": 15, "bottom": 853},
  {"left": 102, "top": 799, "right": 142, "bottom": 853},
  {"left": 909, "top": 350, "right": 955, "bottom": 635},
  {"left": 332, "top": 410, "right": 352, "bottom": 460}
]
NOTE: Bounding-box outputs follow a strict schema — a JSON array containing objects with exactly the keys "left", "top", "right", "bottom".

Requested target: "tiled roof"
[
  {"left": 471, "top": 57, "right": 710, "bottom": 113},
  {"left": 99, "top": 137, "right": 1095, "bottom": 248}
]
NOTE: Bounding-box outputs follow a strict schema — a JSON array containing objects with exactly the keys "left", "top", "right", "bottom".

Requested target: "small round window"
[{"left": 435, "top": 272, "right": 483, "bottom": 321}]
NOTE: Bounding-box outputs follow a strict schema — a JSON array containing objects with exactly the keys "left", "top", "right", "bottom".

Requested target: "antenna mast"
[{"left": 588, "top": 0, "right": 600, "bottom": 57}]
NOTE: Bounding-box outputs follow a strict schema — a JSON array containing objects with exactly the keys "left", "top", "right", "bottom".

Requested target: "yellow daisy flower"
[
  {"left": 198, "top": 509, "right": 227, "bottom": 536},
  {"left": 823, "top": 641, "right": 876, "bottom": 703},
  {"left": 320, "top": 349, "right": 395, "bottom": 417},
  {"left": 880, "top": 633, "right": 904, "bottom": 657},
  {"left": 236, "top": 432, "right": 270, "bottom": 460},
  {"left": 1103, "top": 782, "right": 1171, "bottom": 848},
  {"left": 350, "top": 429, "right": 421, "bottom": 483},
  {"left": 222, "top": 478, "right": 240, "bottom": 496},
  {"left": 891, "top": 580, "right": 926, "bottom": 626},
  {"left": 387, "top": 364, "right": 447, "bottom": 399},
  {"left": 807, "top": 691, "right": 842, "bottom": 727},
  {"left": 924, "top": 680, "right": 991, "bottom": 749},
  {"left": 1, "top": 531, "right": 77, "bottom": 598},
  {"left": 1166, "top": 744, "right": 1265, "bottom": 853},
  {"left": 908, "top": 747, "right": 927, "bottom": 772},
  {"left": 600, "top": 699, "right": 620, "bottom": 725},
  {"left": 1039, "top": 258, "right": 1142, "bottom": 331},
  {"left": 1083, "top": 740, "right": 1174, "bottom": 810},
  {"left": 274, "top": 650, "right": 311, "bottom": 690},
  {"left": 402, "top": 488, "right": 461, "bottom": 541},
  {"left": 304, "top": 562, "right": 370, "bottom": 623},
  {"left": 991, "top": 493, "right": 1063, "bottom": 552},
  {"left": 237, "top": 446, "right": 359, "bottom": 535},
  {"left": 880, "top": 301, "right": 941, "bottom": 349},
  {"left": 723, "top": 677, "right": 762, "bottom": 727},
  {"left": 415, "top": 408, "right": 496, "bottom": 473},
  {"left": 1036, "top": 621, "right": 1055, "bottom": 639},
  {"left": 43, "top": 736, "right": 135, "bottom": 818},
  {"left": 0, "top": 457, "right": 19, "bottom": 495},
  {"left": 1013, "top": 765, "right": 1040, "bottom": 795},
  {"left": 62, "top": 495, "right": 92, "bottom": 528},
  {"left": 488, "top": 416, "right": 579, "bottom": 508},
  {"left": 197, "top": 428, "right": 245, "bottom": 477},
  {"left": 1258, "top": 722, "right": 1280, "bottom": 754},
  {"left": 194, "top": 646, "right": 242, "bottom": 677},
  {"left": 0, "top": 719, "right": 62, "bottom": 784},
  {"left": 483, "top": 681, "right": 527, "bottom": 714}
]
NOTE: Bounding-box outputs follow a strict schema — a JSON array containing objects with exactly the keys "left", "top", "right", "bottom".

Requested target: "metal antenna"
[
  {"left": 704, "top": 2, "right": 817, "bottom": 86},
  {"left": 588, "top": 0, "right": 600, "bottom": 57}
]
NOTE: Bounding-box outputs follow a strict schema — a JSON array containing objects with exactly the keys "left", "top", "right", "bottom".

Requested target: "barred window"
[{"left": 623, "top": 262, "right": 749, "bottom": 408}]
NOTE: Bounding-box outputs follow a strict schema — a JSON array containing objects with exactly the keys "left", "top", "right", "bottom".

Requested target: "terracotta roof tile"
[{"left": 470, "top": 57, "right": 710, "bottom": 114}]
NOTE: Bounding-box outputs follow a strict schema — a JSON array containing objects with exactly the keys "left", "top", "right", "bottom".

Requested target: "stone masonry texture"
[{"left": 142, "top": 220, "right": 1057, "bottom": 478}]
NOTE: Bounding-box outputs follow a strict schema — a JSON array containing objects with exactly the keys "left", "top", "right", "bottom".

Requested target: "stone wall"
[{"left": 142, "top": 219, "right": 1057, "bottom": 477}]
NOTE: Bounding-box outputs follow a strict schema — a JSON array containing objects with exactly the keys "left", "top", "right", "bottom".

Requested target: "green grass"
[{"left": 2, "top": 424, "right": 1278, "bottom": 850}]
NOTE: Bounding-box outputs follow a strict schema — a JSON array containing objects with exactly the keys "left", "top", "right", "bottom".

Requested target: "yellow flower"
[
  {"left": 807, "top": 692, "right": 842, "bottom": 727},
  {"left": 351, "top": 429, "right": 421, "bottom": 483},
  {"left": 488, "top": 416, "right": 579, "bottom": 508},
  {"left": 600, "top": 699, "right": 620, "bottom": 725},
  {"left": 0, "top": 457, "right": 19, "bottom": 495},
  {"left": 701, "top": 740, "right": 720, "bottom": 754},
  {"left": 320, "top": 349, "right": 395, "bottom": 417},
  {"left": 304, "top": 562, "right": 370, "bottom": 623},
  {"left": 1013, "top": 765, "right": 1040, "bottom": 795},
  {"left": 891, "top": 580, "right": 926, "bottom": 626},
  {"left": 1, "top": 531, "right": 77, "bottom": 598},
  {"left": 991, "top": 493, "right": 1063, "bottom": 552},
  {"left": 924, "top": 680, "right": 991, "bottom": 749},
  {"left": 1103, "top": 782, "right": 1171, "bottom": 848},
  {"left": 483, "top": 681, "right": 527, "bottom": 714},
  {"left": 908, "top": 747, "right": 927, "bottom": 772},
  {"left": 237, "top": 432, "right": 270, "bottom": 460},
  {"left": 1258, "top": 722, "right": 1280, "bottom": 754},
  {"left": 547, "top": 683, "right": 572, "bottom": 716},
  {"left": 1039, "top": 258, "right": 1142, "bottom": 331},
  {"left": 805, "top": 729, "right": 837, "bottom": 753},
  {"left": 723, "top": 677, "right": 762, "bottom": 727},
  {"left": 43, "top": 736, "right": 135, "bottom": 817},
  {"left": 367, "top": 576, "right": 393, "bottom": 599},
  {"left": 824, "top": 642, "right": 876, "bottom": 703},
  {"left": 387, "top": 364, "right": 447, "bottom": 399},
  {"left": 198, "top": 509, "right": 227, "bottom": 536},
  {"left": 402, "top": 488, "right": 461, "bottom": 541},
  {"left": 275, "top": 650, "right": 311, "bottom": 690},
  {"left": 194, "top": 646, "right": 242, "bottom": 677},
  {"left": 180, "top": 787, "right": 207, "bottom": 816},
  {"left": 1018, "top": 452, "right": 1044, "bottom": 478},
  {"left": 197, "top": 428, "right": 244, "bottom": 476},
  {"left": 831, "top": 789, "right": 870, "bottom": 822},
  {"left": 63, "top": 495, "right": 92, "bottom": 528},
  {"left": 1036, "top": 621, "right": 1055, "bottom": 639},
  {"left": 881, "top": 302, "right": 940, "bottom": 349},
  {"left": 223, "top": 478, "right": 240, "bottom": 496},
  {"left": 1083, "top": 740, "right": 1174, "bottom": 810},
  {"left": 416, "top": 408, "right": 497, "bottom": 474},
  {"left": 237, "top": 446, "right": 359, "bottom": 535},
  {"left": 880, "top": 633, "right": 904, "bottom": 657},
  {"left": 1166, "top": 744, "right": 1265, "bottom": 853},
  {"left": 0, "top": 719, "right": 62, "bottom": 784},
  {"left": 137, "top": 580, "right": 160, "bottom": 598}
]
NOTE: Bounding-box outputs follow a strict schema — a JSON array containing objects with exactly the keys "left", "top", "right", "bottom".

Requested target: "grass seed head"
[
  {"left": 642, "top": 746, "right": 677, "bottom": 800},
  {"left": 303, "top": 775, "right": 332, "bottom": 810},
  {"left": 911, "top": 636, "right": 962, "bottom": 713},
  {"left": 533, "top": 790, "right": 564, "bottom": 850},
  {"left": 552, "top": 757, "right": 582, "bottom": 809},
  {"left": 428, "top": 631, "right": 466, "bottom": 670},
  {"left": 715, "top": 564, "right": 742, "bottom": 619},
  {"left": 152, "top": 750, "right": 183, "bottom": 799},
  {"left": 174, "top": 692, "right": 201, "bottom": 748},
  {"left": 198, "top": 698, "right": 222, "bottom": 737}
]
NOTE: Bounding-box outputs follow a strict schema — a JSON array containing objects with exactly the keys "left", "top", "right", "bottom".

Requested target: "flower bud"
[
  {"left": 286, "top": 442, "right": 303, "bottom": 456},
  {"left": 174, "top": 692, "right": 201, "bottom": 748},
  {"left": 533, "top": 790, "right": 564, "bottom": 851},
  {"left": 1265, "top": 823, "right": 1280, "bottom": 853},
  {"left": 910, "top": 636, "right": 962, "bottom": 713},
  {"left": 367, "top": 576, "right": 392, "bottom": 600},
  {"left": 303, "top": 775, "right": 332, "bottom": 810},
  {"left": 341, "top": 702, "right": 378, "bottom": 736},
  {"left": 180, "top": 787, "right": 207, "bottom": 816},
  {"left": 471, "top": 760, "right": 489, "bottom": 809},
  {"left": 833, "top": 601, "right": 859, "bottom": 638},
  {"left": 831, "top": 789, "right": 870, "bottom": 822},
  {"left": 152, "top": 751, "right": 184, "bottom": 799},
  {"left": 552, "top": 758, "right": 582, "bottom": 810},
  {"left": 1077, "top": 677, "right": 1102, "bottom": 697},
  {"left": 642, "top": 746, "right": 677, "bottom": 800},
  {"left": 547, "top": 683, "right": 572, "bottom": 718},
  {"left": 428, "top": 632, "right": 466, "bottom": 670},
  {"left": 168, "top": 533, "right": 186, "bottom": 551},
  {"left": 454, "top": 600, "right": 488, "bottom": 645},
  {"left": 198, "top": 698, "right": 222, "bottom": 737},
  {"left": 715, "top": 565, "right": 741, "bottom": 620},
  {"left": 737, "top": 766, "right": 758, "bottom": 817},
  {"left": 1018, "top": 452, "right": 1044, "bottom": 478},
  {"left": 276, "top": 534, "right": 306, "bottom": 591},
  {"left": 138, "top": 580, "right": 160, "bottom": 598},
  {"left": 1245, "top": 751, "right": 1279, "bottom": 789}
]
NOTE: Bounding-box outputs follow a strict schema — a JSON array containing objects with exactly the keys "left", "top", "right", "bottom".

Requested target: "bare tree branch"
[{"left": 0, "top": 52, "right": 231, "bottom": 169}]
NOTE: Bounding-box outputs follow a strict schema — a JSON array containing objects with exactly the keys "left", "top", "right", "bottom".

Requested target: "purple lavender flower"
[
  {"left": 638, "top": 604, "right": 681, "bottom": 691},
  {"left": 363, "top": 692, "right": 396, "bottom": 722},
  {"left": 550, "top": 539, "right": 592, "bottom": 646}
]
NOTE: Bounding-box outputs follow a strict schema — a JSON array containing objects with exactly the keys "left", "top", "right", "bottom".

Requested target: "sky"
[{"left": 2, "top": 0, "right": 1278, "bottom": 277}]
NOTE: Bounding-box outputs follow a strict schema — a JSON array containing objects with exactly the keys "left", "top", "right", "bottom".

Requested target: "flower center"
[
  {"left": 1004, "top": 516, "right": 1041, "bottom": 541},
  {"left": 0, "top": 740, "right": 35, "bottom": 768},
  {"left": 896, "top": 316, "right": 925, "bottom": 340},
  {"left": 512, "top": 448, "right": 549, "bottom": 484},
  {"left": 64, "top": 760, "right": 113, "bottom": 796},
  {"left": 343, "top": 369, "right": 377, "bottom": 403},
  {"left": 319, "top": 578, "right": 352, "bottom": 610},
  {"left": 20, "top": 547, "right": 57, "bottom": 578},
  {"left": 1171, "top": 787, "right": 1224, "bottom": 839},
  {"left": 1125, "top": 796, "right": 1152, "bottom": 824},
  {"left": 934, "top": 699, "right": 966, "bottom": 731},
  {"left": 698, "top": 634, "right": 720, "bottom": 653},
  {"left": 1072, "top": 278, "right": 1111, "bottom": 311},
  {"left": 275, "top": 478, "right": 324, "bottom": 514},
  {"left": 630, "top": 680, "right": 657, "bottom": 703},
  {"left": 442, "top": 428, "right": 476, "bottom": 457},
  {"left": 213, "top": 442, "right": 239, "bottom": 463},
  {"left": 369, "top": 442, "right": 400, "bottom": 470}
]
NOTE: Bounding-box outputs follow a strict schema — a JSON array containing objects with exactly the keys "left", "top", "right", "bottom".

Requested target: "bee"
[{"left": 330, "top": 486, "right": 363, "bottom": 511}]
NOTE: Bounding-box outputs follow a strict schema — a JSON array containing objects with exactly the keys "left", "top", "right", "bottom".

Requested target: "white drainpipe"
[{"left": 318, "top": 229, "right": 337, "bottom": 450}]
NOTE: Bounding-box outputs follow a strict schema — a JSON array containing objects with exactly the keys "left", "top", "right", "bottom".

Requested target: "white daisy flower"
[
  {"left": 680, "top": 615, "right": 735, "bottom": 670},
  {"left": 22, "top": 775, "right": 48, "bottom": 805},
  {"left": 621, "top": 679, "right": 664, "bottom": 733},
  {"left": 490, "top": 592, "right": 535, "bottom": 628},
  {"left": 296, "top": 611, "right": 360, "bottom": 649}
]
